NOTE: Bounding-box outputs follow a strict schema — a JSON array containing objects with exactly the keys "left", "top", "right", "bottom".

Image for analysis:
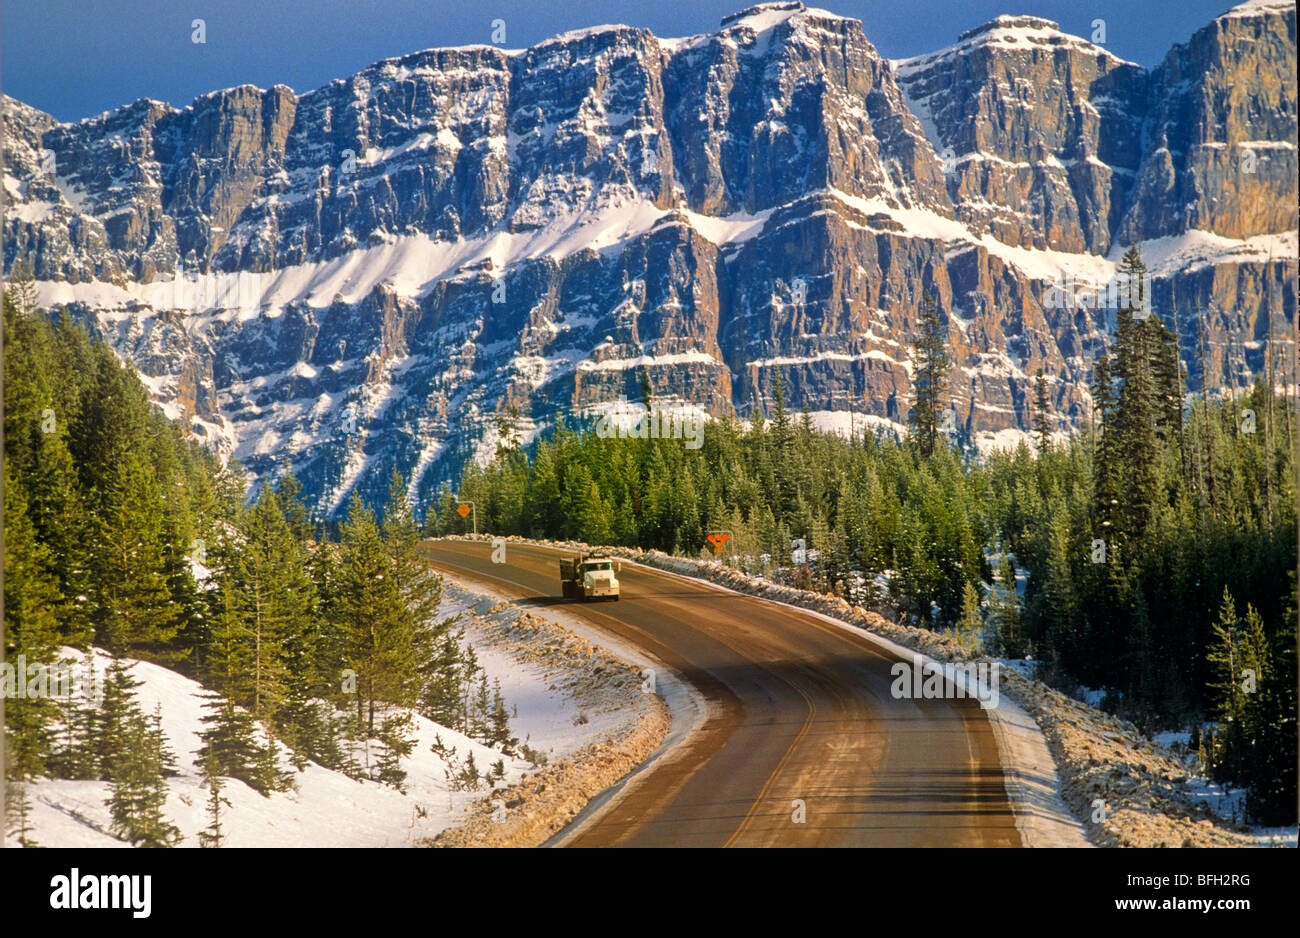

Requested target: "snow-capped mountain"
[{"left": 3, "top": 1, "right": 1295, "bottom": 515}]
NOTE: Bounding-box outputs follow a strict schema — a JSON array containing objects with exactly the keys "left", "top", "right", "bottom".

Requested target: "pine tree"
[
  {"left": 92, "top": 655, "right": 143, "bottom": 780},
  {"left": 1206, "top": 587, "right": 1244, "bottom": 725},
  {"left": 375, "top": 711, "right": 415, "bottom": 792},
  {"left": 4, "top": 781, "right": 38, "bottom": 848},
  {"left": 93, "top": 456, "right": 181, "bottom": 656},
  {"left": 3, "top": 466, "right": 63, "bottom": 780},
  {"left": 457, "top": 749, "right": 480, "bottom": 792},
  {"left": 48, "top": 657, "right": 100, "bottom": 779},
  {"left": 1108, "top": 247, "right": 1160, "bottom": 539},
  {"left": 383, "top": 469, "right": 443, "bottom": 648},
  {"left": 197, "top": 748, "right": 231, "bottom": 848},
  {"left": 469, "top": 673, "right": 492, "bottom": 742},
  {"left": 335, "top": 495, "right": 418, "bottom": 737},
  {"left": 488, "top": 679, "right": 517, "bottom": 755},
  {"left": 957, "top": 579, "right": 982, "bottom": 647},
  {"left": 990, "top": 555, "right": 1024, "bottom": 657},
  {"left": 194, "top": 693, "right": 292, "bottom": 797},
  {"left": 1033, "top": 367, "right": 1052, "bottom": 453},
  {"left": 908, "top": 290, "right": 950, "bottom": 458},
  {"left": 232, "top": 487, "right": 316, "bottom": 723},
  {"left": 769, "top": 369, "right": 796, "bottom": 517},
  {"left": 106, "top": 708, "right": 181, "bottom": 847},
  {"left": 23, "top": 418, "right": 93, "bottom": 647}
]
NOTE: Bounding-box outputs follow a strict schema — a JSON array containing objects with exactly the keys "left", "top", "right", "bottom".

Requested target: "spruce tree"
[
  {"left": 1109, "top": 247, "right": 1160, "bottom": 539},
  {"left": 3, "top": 466, "right": 63, "bottom": 780},
  {"left": 92, "top": 655, "right": 143, "bottom": 780},
  {"left": 908, "top": 290, "right": 950, "bottom": 458},
  {"left": 957, "top": 579, "right": 982, "bottom": 647},
  {"left": 194, "top": 693, "right": 292, "bottom": 797},
  {"left": 197, "top": 748, "right": 231, "bottom": 848},
  {"left": 488, "top": 679, "right": 517, "bottom": 755},
  {"left": 105, "top": 708, "right": 181, "bottom": 847},
  {"left": 94, "top": 456, "right": 181, "bottom": 656},
  {"left": 1033, "top": 367, "right": 1052, "bottom": 453},
  {"left": 4, "top": 780, "right": 38, "bottom": 848},
  {"left": 990, "top": 556, "right": 1024, "bottom": 657},
  {"left": 375, "top": 711, "right": 415, "bottom": 792},
  {"left": 335, "top": 495, "right": 418, "bottom": 737}
]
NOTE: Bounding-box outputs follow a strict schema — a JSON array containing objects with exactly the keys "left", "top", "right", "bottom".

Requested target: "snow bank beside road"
[{"left": 15, "top": 578, "right": 657, "bottom": 848}]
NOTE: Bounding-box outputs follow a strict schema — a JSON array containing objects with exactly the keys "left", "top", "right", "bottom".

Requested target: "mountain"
[{"left": 3, "top": 1, "right": 1295, "bottom": 516}]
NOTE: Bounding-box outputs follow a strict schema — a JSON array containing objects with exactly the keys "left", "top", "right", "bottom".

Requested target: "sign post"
[
  {"left": 705, "top": 530, "right": 732, "bottom": 565},
  {"left": 456, "top": 501, "right": 477, "bottom": 536}
]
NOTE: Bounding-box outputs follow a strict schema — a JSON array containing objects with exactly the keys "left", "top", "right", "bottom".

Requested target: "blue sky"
[{"left": 5, "top": 0, "right": 1241, "bottom": 121}]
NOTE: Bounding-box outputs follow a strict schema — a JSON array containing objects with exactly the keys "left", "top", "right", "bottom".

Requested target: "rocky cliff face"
[
  {"left": 3, "top": 1, "right": 1295, "bottom": 515},
  {"left": 1120, "top": 0, "right": 1297, "bottom": 243},
  {"left": 895, "top": 14, "right": 1149, "bottom": 255}
]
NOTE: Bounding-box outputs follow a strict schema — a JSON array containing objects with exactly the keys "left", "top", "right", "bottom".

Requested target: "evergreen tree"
[
  {"left": 4, "top": 781, "right": 38, "bottom": 848},
  {"left": 908, "top": 290, "right": 950, "bottom": 457},
  {"left": 374, "top": 711, "right": 415, "bottom": 792},
  {"left": 92, "top": 655, "right": 143, "bottom": 780},
  {"left": 957, "top": 579, "right": 982, "bottom": 646},
  {"left": 106, "top": 708, "right": 181, "bottom": 847},
  {"left": 194, "top": 693, "right": 292, "bottom": 797},
  {"left": 335, "top": 495, "right": 419, "bottom": 737},
  {"left": 990, "top": 555, "right": 1024, "bottom": 657},
  {"left": 1108, "top": 247, "right": 1160, "bottom": 539},
  {"left": 488, "top": 679, "right": 517, "bottom": 755},
  {"left": 197, "top": 748, "right": 231, "bottom": 848},
  {"left": 1033, "top": 367, "right": 1052, "bottom": 453},
  {"left": 3, "top": 466, "right": 63, "bottom": 780},
  {"left": 93, "top": 456, "right": 181, "bottom": 656}
]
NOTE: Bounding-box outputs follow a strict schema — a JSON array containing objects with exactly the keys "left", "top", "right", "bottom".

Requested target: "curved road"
[{"left": 421, "top": 539, "right": 1020, "bottom": 848}]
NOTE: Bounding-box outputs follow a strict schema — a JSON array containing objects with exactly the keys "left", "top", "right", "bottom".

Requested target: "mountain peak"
[
  {"left": 1220, "top": 0, "right": 1294, "bottom": 20},
  {"left": 956, "top": 14, "right": 1061, "bottom": 42},
  {"left": 896, "top": 13, "right": 1139, "bottom": 74},
  {"left": 720, "top": 3, "right": 805, "bottom": 28}
]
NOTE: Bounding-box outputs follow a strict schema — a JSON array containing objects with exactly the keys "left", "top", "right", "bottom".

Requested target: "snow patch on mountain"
[{"left": 892, "top": 15, "right": 1137, "bottom": 77}]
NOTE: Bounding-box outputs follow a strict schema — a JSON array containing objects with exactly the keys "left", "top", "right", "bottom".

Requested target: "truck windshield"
[{"left": 585, "top": 562, "right": 613, "bottom": 571}]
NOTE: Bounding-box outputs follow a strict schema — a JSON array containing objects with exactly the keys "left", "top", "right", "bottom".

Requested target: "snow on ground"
[
  {"left": 17, "top": 580, "right": 642, "bottom": 848},
  {"left": 803, "top": 410, "right": 905, "bottom": 441},
  {"left": 1181, "top": 773, "right": 1298, "bottom": 847},
  {"left": 436, "top": 582, "right": 642, "bottom": 763}
]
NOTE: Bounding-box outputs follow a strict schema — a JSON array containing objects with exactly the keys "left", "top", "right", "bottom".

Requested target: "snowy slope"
[{"left": 18, "top": 585, "right": 638, "bottom": 848}]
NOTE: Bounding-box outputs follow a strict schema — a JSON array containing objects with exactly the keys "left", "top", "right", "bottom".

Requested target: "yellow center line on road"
[{"left": 722, "top": 680, "right": 817, "bottom": 848}]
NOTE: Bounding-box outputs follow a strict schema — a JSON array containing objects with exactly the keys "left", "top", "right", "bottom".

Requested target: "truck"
[{"left": 559, "top": 553, "right": 622, "bottom": 601}]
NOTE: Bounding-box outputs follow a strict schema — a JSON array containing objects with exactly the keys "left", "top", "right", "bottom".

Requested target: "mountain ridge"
[{"left": 3, "top": 0, "right": 1294, "bottom": 516}]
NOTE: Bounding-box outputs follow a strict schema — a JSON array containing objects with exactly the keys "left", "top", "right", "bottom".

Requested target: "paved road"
[{"left": 421, "top": 539, "right": 1020, "bottom": 847}]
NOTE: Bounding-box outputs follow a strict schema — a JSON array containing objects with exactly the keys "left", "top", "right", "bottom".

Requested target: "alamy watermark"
[
  {"left": 1, "top": 655, "right": 105, "bottom": 706},
  {"left": 1042, "top": 269, "right": 1153, "bottom": 319},
  {"left": 595, "top": 397, "right": 704, "bottom": 449},
  {"left": 890, "top": 654, "right": 1000, "bottom": 710}
]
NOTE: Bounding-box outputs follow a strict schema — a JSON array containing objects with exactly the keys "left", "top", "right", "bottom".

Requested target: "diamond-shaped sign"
[
  {"left": 457, "top": 504, "right": 471, "bottom": 517},
  {"left": 706, "top": 533, "right": 729, "bottom": 553}
]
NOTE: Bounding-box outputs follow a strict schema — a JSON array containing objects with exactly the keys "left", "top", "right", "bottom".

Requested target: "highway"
[{"left": 420, "top": 539, "right": 1021, "bottom": 847}]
